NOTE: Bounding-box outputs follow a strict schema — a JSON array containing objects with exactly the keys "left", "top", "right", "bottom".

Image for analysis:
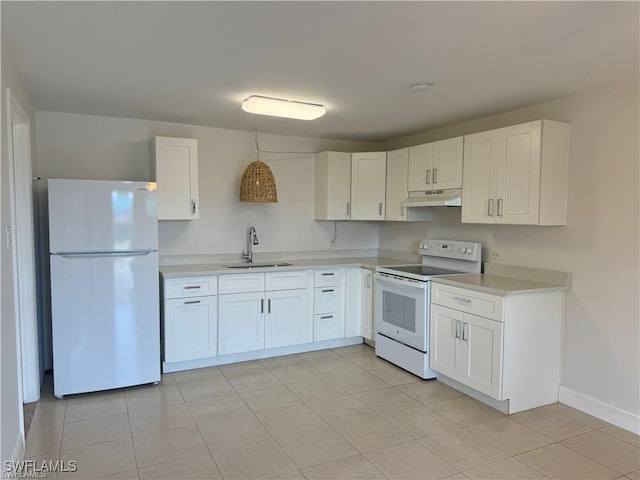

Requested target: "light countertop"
[{"left": 160, "top": 256, "right": 412, "bottom": 278}]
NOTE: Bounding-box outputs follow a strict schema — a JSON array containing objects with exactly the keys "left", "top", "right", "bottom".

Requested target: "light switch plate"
[{"left": 490, "top": 250, "right": 503, "bottom": 260}]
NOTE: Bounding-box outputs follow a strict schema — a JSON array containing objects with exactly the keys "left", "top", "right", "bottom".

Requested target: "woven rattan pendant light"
[{"left": 239, "top": 130, "right": 277, "bottom": 203}]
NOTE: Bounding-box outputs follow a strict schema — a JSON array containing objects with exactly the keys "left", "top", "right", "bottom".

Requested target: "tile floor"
[{"left": 23, "top": 344, "right": 639, "bottom": 480}]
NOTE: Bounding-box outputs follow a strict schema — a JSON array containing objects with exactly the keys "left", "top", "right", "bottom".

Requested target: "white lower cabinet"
[
  {"left": 430, "top": 282, "right": 563, "bottom": 414},
  {"left": 163, "top": 275, "right": 218, "bottom": 365},
  {"left": 218, "top": 292, "right": 265, "bottom": 355},
  {"left": 313, "top": 268, "right": 345, "bottom": 341},
  {"left": 265, "top": 289, "right": 310, "bottom": 349},
  {"left": 345, "top": 268, "right": 373, "bottom": 340}
]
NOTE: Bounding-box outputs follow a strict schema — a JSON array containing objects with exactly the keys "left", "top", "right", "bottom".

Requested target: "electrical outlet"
[{"left": 489, "top": 250, "right": 503, "bottom": 260}]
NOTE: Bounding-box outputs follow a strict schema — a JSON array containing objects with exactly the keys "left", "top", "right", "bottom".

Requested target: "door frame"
[{"left": 6, "top": 88, "right": 41, "bottom": 404}]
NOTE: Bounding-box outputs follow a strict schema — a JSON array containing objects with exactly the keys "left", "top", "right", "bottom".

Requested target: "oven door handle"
[{"left": 374, "top": 273, "right": 428, "bottom": 289}]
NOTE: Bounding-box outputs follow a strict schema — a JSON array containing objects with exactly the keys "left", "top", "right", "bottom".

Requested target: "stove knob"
[
  {"left": 422, "top": 244, "right": 429, "bottom": 250},
  {"left": 459, "top": 247, "right": 466, "bottom": 253}
]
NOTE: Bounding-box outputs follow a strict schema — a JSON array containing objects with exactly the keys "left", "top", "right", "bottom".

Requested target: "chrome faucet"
[{"left": 241, "top": 226, "right": 259, "bottom": 263}]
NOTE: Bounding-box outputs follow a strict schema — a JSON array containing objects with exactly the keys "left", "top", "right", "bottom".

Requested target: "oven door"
[{"left": 374, "top": 273, "right": 429, "bottom": 352}]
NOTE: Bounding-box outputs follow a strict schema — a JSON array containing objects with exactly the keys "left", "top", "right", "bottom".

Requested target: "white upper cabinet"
[
  {"left": 461, "top": 120, "right": 570, "bottom": 225},
  {"left": 407, "top": 137, "right": 463, "bottom": 192},
  {"left": 385, "top": 148, "right": 409, "bottom": 221},
  {"left": 350, "top": 152, "right": 387, "bottom": 220},
  {"left": 153, "top": 136, "right": 199, "bottom": 220},
  {"left": 314, "top": 151, "right": 352, "bottom": 220}
]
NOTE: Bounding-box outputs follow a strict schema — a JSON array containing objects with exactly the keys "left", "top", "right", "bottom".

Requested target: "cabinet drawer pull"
[
  {"left": 321, "top": 273, "right": 335, "bottom": 276},
  {"left": 462, "top": 322, "right": 469, "bottom": 342},
  {"left": 488, "top": 198, "right": 494, "bottom": 216},
  {"left": 267, "top": 298, "right": 271, "bottom": 313},
  {"left": 346, "top": 202, "right": 350, "bottom": 216},
  {"left": 191, "top": 198, "right": 196, "bottom": 215},
  {"left": 433, "top": 168, "right": 438, "bottom": 184},
  {"left": 321, "top": 289, "right": 334, "bottom": 293},
  {"left": 379, "top": 202, "right": 383, "bottom": 216},
  {"left": 183, "top": 286, "right": 201, "bottom": 290},
  {"left": 454, "top": 320, "right": 461, "bottom": 338},
  {"left": 320, "top": 315, "right": 333, "bottom": 320},
  {"left": 184, "top": 300, "right": 201, "bottom": 305},
  {"left": 497, "top": 198, "right": 504, "bottom": 217},
  {"left": 453, "top": 296, "right": 472, "bottom": 305},
  {"left": 261, "top": 298, "right": 264, "bottom": 313},
  {"left": 426, "top": 169, "right": 431, "bottom": 185}
]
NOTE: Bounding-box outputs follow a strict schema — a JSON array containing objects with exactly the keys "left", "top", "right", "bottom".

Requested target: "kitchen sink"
[{"left": 223, "top": 262, "right": 293, "bottom": 269}]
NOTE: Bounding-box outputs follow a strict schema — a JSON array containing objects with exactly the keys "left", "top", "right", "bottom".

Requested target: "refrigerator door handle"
[{"left": 59, "top": 250, "right": 154, "bottom": 258}]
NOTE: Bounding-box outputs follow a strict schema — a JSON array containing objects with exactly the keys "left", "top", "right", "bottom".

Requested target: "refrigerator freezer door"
[
  {"left": 48, "top": 179, "right": 158, "bottom": 253},
  {"left": 51, "top": 251, "right": 160, "bottom": 396}
]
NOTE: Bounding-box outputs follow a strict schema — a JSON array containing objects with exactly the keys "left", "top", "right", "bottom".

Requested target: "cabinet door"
[
  {"left": 496, "top": 122, "right": 541, "bottom": 225},
  {"left": 218, "top": 292, "right": 264, "bottom": 355},
  {"left": 265, "top": 289, "right": 310, "bottom": 349},
  {"left": 461, "top": 130, "right": 499, "bottom": 224},
  {"left": 361, "top": 270, "right": 373, "bottom": 341},
  {"left": 154, "top": 137, "right": 199, "bottom": 220},
  {"left": 313, "top": 313, "right": 345, "bottom": 342},
  {"left": 350, "top": 152, "right": 386, "bottom": 220},
  {"left": 314, "top": 152, "right": 352, "bottom": 220},
  {"left": 345, "top": 268, "right": 362, "bottom": 337},
  {"left": 164, "top": 296, "right": 217, "bottom": 363},
  {"left": 407, "top": 143, "right": 434, "bottom": 191},
  {"left": 385, "top": 148, "right": 409, "bottom": 221},
  {"left": 433, "top": 137, "right": 463, "bottom": 190},
  {"left": 429, "top": 305, "right": 462, "bottom": 381},
  {"left": 461, "top": 313, "right": 503, "bottom": 399}
]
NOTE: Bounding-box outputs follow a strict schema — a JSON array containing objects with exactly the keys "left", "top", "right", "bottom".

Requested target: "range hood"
[{"left": 402, "top": 189, "right": 462, "bottom": 208}]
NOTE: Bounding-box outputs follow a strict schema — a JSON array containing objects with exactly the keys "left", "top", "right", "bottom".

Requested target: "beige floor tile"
[
  {"left": 25, "top": 424, "right": 63, "bottom": 457},
  {"left": 516, "top": 443, "right": 619, "bottom": 479},
  {"left": 58, "top": 437, "right": 136, "bottom": 480},
  {"left": 369, "top": 366, "right": 421, "bottom": 386},
  {"left": 65, "top": 391, "right": 127, "bottom": 423},
  {"left": 331, "top": 371, "right": 389, "bottom": 393},
  {"left": 124, "top": 384, "right": 184, "bottom": 412},
  {"left": 354, "top": 387, "right": 422, "bottom": 414},
  {"left": 443, "top": 474, "right": 470, "bottom": 479},
  {"left": 600, "top": 425, "right": 640, "bottom": 448},
  {"left": 397, "top": 380, "right": 463, "bottom": 405},
  {"left": 132, "top": 424, "right": 208, "bottom": 468},
  {"left": 625, "top": 470, "right": 640, "bottom": 480},
  {"left": 240, "top": 385, "right": 302, "bottom": 413},
  {"left": 98, "top": 470, "right": 139, "bottom": 479},
  {"left": 212, "top": 438, "right": 297, "bottom": 479},
  {"left": 21, "top": 452, "right": 60, "bottom": 480},
  {"left": 430, "top": 396, "right": 504, "bottom": 427},
  {"left": 345, "top": 353, "right": 393, "bottom": 371},
  {"left": 275, "top": 425, "right": 358, "bottom": 468},
  {"left": 198, "top": 414, "right": 271, "bottom": 451},
  {"left": 511, "top": 403, "right": 606, "bottom": 441},
  {"left": 30, "top": 401, "right": 67, "bottom": 429},
  {"left": 312, "top": 357, "right": 364, "bottom": 376},
  {"left": 175, "top": 376, "right": 235, "bottom": 402},
  {"left": 329, "top": 414, "right": 412, "bottom": 453},
  {"left": 561, "top": 430, "right": 640, "bottom": 475},
  {"left": 218, "top": 360, "right": 266, "bottom": 375},
  {"left": 301, "top": 454, "right": 385, "bottom": 479},
  {"left": 61, "top": 413, "right": 131, "bottom": 451},
  {"left": 420, "top": 429, "right": 509, "bottom": 471},
  {"left": 266, "top": 471, "right": 305, "bottom": 480},
  {"left": 187, "top": 393, "right": 252, "bottom": 424},
  {"left": 298, "top": 349, "right": 342, "bottom": 364},
  {"left": 469, "top": 418, "right": 554, "bottom": 455},
  {"left": 172, "top": 366, "right": 223, "bottom": 383},
  {"left": 224, "top": 369, "right": 283, "bottom": 392},
  {"left": 306, "top": 395, "right": 377, "bottom": 422},
  {"left": 137, "top": 453, "right": 220, "bottom": 480},
  {"left": 128, "top": 403, "right": 194, "bottom": 436},
  {"left": 332, "top": 344, "right": 373, "bottom": 357},
  {"left": 464, "top": 457, "right": 549, "bottom": 479},
  {"left": 384, "top": 405, "right": 460, "bottom": 438},
  {"left": 257, "top": 403, "right": 326, "bottom": 436},
  {"left": 270, "top": 364, "right": 324, "bottom": 384},
  {"left": 286, "top": 377, "right": 348, "bottom": 402},
  {"left": 259, "top": 354, "right": 306, "bottom": 369},
  {"left": 363, "top": 440, "right": 458, "bottom": 479}
]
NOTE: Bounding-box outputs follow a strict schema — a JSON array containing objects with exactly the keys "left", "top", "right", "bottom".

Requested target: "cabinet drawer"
[
  {"left": 219, "top": 273, "right": 265, "bottom": 294},
  {"left": 164, "top": 276, "right": 217, "bottom": 299},
  {"left": 431, "top": 283, "right": 503, "bottom": 321},
  {"left": 313, "top": 313, "right": 345, "bottom": 342},
  {"left": 314, "top": 287, "right": 340, "bottom": 314},
  {"left": 314, "top": 269, "right": 342, "bottom": 287},
  {"left": 266, "top": 270, "right": 308, "bottom": 291}
]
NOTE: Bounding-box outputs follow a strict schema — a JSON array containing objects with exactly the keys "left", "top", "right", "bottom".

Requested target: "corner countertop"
[
  {"left": 431, "top": 263, "right": 571, "bottom": 296},
  {"left": 159, "top": 256, "right": 413, "bottom": 278}
]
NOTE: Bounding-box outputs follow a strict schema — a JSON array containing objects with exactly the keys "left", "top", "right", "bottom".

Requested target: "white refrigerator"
[{"left": 48, "top": 179, "right": 160, "bottom": 397}]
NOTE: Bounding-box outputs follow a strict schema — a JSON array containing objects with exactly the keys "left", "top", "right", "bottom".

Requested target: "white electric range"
[{"left": 374, "top": 239, "right": 482, "bottom": 379}]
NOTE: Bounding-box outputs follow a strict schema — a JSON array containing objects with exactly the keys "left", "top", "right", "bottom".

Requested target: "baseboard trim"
[{"left": 559, "top": 386, "right": 640, "bottom": 434}]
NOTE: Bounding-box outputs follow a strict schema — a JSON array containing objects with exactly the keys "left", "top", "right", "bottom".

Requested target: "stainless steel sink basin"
[{"left": 223, "top": 262, "right": 293, "bottom": 269}]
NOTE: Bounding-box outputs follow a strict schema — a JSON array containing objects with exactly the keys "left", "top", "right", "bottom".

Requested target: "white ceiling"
[{"left": 2, "top": 1, "right": 638, "bottom": 142}]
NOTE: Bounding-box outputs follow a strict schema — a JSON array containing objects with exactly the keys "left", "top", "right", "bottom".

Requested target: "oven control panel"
[{"left": 418, "top": 239, "right": 481, "bottom": 261}]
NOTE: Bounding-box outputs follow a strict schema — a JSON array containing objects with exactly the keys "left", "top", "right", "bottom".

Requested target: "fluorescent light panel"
[{"left": 242, "top": 95, "right": 325, "bottom": 120}]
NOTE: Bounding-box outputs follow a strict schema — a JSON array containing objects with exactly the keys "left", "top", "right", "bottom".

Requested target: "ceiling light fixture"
[
  {"left": 242, "top": 95, "right": 326, "bottom": 120},
  {"left": 409, "top": 82, "right": 432, "bottom": 93}
]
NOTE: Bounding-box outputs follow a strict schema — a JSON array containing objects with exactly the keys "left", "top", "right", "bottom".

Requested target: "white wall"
[
  {"left": 381, "top": 81, "right": 640, "bottom": 424},
  {"left": 35, "top": 112, "right": 381, "bottom": 258},
  {"left": 1, "top": 52, "right": 38, "bottom": 465}
]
